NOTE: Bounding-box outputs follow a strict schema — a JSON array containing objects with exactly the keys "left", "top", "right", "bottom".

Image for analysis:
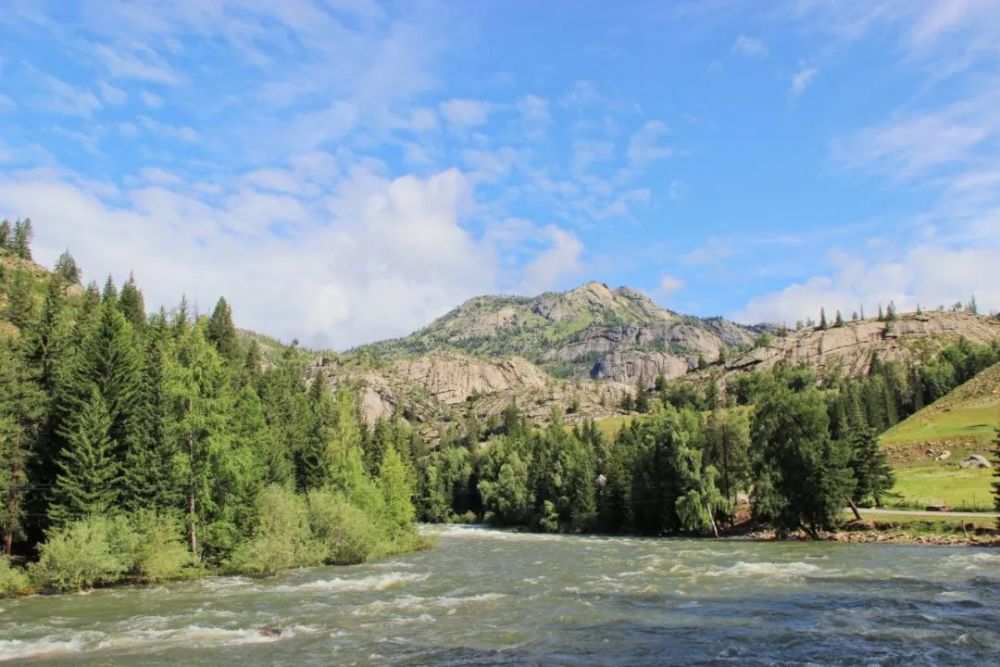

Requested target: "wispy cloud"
[{"left": 732, "top": 34, "right": 767, "bottom": 58}]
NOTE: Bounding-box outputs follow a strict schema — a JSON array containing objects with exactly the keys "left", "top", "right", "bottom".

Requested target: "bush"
[
  {"left": 307, "top": 489, "right": 383, "bottom": 565},
  {"left": 228, "top": 486, "right": 323, "bottom": 575},
  {"left": 30, "top": 515, "right": 136, "bottom": 592},
  {"left": 131, "top": 511, "right": 192, "bottom": 583},
  {"left": 0, "top": 556, "right": 32, "bottom": 596}
]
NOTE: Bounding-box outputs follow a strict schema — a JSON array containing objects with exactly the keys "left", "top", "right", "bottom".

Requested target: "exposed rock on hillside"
[
  {"left": 723, "top": 311, "right": 999, "bottom": 379},
  {"left": 370, "top": 281, "right": 760, "bottom": 384}
]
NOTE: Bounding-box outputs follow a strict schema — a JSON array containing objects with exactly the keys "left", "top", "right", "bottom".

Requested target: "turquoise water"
[{"left": 2, "top": 525, "right": 998, "bottom": 665}]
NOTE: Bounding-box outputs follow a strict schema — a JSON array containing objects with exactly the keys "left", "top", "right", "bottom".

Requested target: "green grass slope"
[{"left": 881, "top": 362, "right": 999, "bottom": 511}]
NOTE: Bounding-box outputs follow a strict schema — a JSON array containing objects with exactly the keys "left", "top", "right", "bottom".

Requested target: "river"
[{"left": 2, "top": 525, "right": 997, "bottom": 665}]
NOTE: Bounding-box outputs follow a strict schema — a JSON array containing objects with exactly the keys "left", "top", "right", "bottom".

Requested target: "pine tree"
[
  {"left": 53, "top": 251, "right": 81, "bottom": 284},
  {"left": 51, "top": 387, "right": 122, "bottom": 526},
  {"left": 877, "top": 304, "right": 884, "bottom": 321},
  {"left": 819, "top": 308, "right": 828, "bottom": 330},
  {"left": 834, "top": 310, "right": 844, "bottom": 327},
  {"left": 0, "top": 220, "right": 10, "bottom": 249},
  {"left": 12, "top": 219, "right": 33, "bottom": 260},
  {"left": 0, "top": 336, "right": 45, "bottom": 554},
  {"left": 101, "top": 275, "right": 118, "bottom": 305},
  {"left": 967, "top": 294, "right": 978, "bottom": 316},
  {"left": 6, "top": 269, "right": 37, "bottom": 330},
  {"left": 297, "top": 372, "right": 335, "bottom": 491},
  {"left": 206, "top": 297, "right": 238, "bottom": 361},
  {"left": 164, "top": 325, "right": 232, "bottom": 557},
  {"left": 634, "top": 380, "right": 650, "bottom": 413},
  {"left": 703, "top": 408, "right": 750, "bottom": 510},
  {"left": 58, "top": 303, "right": 141, "bottom": 453},
  {"left": 847, "top": 426, "right": 894, "bottom": 510},
  {"left": 118, "top": 272, "right": 146, "bottom": 329}
]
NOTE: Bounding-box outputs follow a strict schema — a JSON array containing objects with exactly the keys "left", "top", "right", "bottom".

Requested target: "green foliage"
[
  {"left": 847, "top": 426, "right": 894, "bottom": 506},
  {"left": 117, "top": 273, "right": 146, "bottom": 329},
  {"left": 206, "top": 297, "right": 238, "bottom": 361},
  {"left": 30, "top": 515, "right": 136, "bottom": 592},
  {"left": 0, "top": 555, "right": 31, "bottom": 595},
  {"left": 378, "top": 444, "right": 417, "bottom": 538},
  {"left": 53, "top": 251, "right": 81, "bottom": 284},
  {"left": 131, "top": 511, "right": 191, "bottom": 583},
  {"left": 228, "top": 486, "right": 323, "bottom": 575},
  {"left": 6, "top": 269, "right": 37, "bottom": 329},
  {"left": 703, "top": 408, "right": 751, "bottom": 509},
  {"left": 50, "top": 387, "right": 122, "bottom": 526},
  {"left": 307, "top": 489, "right": 383, "bottom": 565},
  {"left": 751, "top": 385, "right": 854, "bottom": 537},
  {"left": 11, "top": 219, "right": 33, "bottom": 260}
]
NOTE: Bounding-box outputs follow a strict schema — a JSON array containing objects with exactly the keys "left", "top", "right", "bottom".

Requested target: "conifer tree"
[
  {"left": 819, "top": 308, "right": 828, "bottom": 330},
  {"left": 634, "top": 379, "right": 650, "bottom": 413},
  {"left": 6, "top": 269, "right": 37, "bottom": 330},
  {"left": 206, "top": 297, "right": 239, "bottom": 361},
  {"left": 703, "top": 408, "right": 750, "bottom": 510},
  {"left": 847, "top": 426, "right": 894, "bottom": 511},
  {"left": 0, "top": 336, "right": 45, "bottom": 554},
  {"left": 0, "top": 220, "right": 10, "bottom": 249},
  {"left": 51, "top": 388, "right": 121, "bottom": 526},
  {"left": 297, "top": 372, "right": 335, "bottom": 491},
  {"left": 164, "top": 325, "right": 231, "bottom": 557},
  {"left": 118, "top": 272, "right": 146, "bottom": 329},
  {"left": 101, "top": 275, "right": 118, "bottom": 304},
  {"left": 991, "top": 429, "right": 999, "bottom": 524},
  {"left": 58, "top": 303, "right": 141, "bottom": 453},
  {"left": 12, "top": 218, "right": 33, "bottom": 260},
  {"left": 834, "top": 310, "right": 844, "bottom": 327},
  {"left": 53, "top": 251, "right": 81, "bottom": 284}
]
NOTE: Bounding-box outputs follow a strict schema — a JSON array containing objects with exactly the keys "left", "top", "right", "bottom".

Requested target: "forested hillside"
[{"left": 1, "top": 219, "right": 423, "bottom": 594}]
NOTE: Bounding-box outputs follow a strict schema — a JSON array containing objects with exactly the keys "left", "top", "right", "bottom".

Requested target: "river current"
[{"left": 1, "top": 525, "right": 998, "bottom": 665}]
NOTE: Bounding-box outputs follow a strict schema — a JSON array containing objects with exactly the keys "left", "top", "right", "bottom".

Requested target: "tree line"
[
  {"left": 413, "top": 338, "right": 1000, "bottom": 538},
  {"left": 1, "top": 222, "right": 423, "bottom": 594}
]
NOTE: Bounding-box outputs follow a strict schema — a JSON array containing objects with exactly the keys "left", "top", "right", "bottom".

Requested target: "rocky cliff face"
[
  {"left": 371, "top": 281, "right": 760, "bottom": 384},
  {"left": 722, "top": 311, "right": 999, "bottom": 380},
  {"left": 321, "top": 287, "right": 999, "bottom": 438}
]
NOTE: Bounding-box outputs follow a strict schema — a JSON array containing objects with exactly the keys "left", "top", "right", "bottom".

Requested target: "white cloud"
[
  {"left": 790, "top": 66, "right": 818, "bottom": 97},
  {"left": 98, "top": 81, "right": 128, "bottom": 106},
  {"left": 30, "top": 70, "right": 102, "bottom": 117},
  {"left": 140, "top": 90, "right": 164, "bottom": 108},
  {"left": 658, "top": 274, "right": 685, "bottom": 295},
  {"left": 733, "top": 244, "right": 1000, "bottom": 324},
  {"left": 0, "top": 165, "right": 588, "bottom": 348},
  {"left": 439, "top": 98, "right": 492, "bottom": 128},
  {"left": 137, "top": 116, "right": 200, "bottom": 142},
  {"left": 627, "top": 121, "right": 674, "bottom": 165},
  {"left": 732, "top": 35, "right": 767, "bottom": 58},
  {"left": 683, "top": 237, "right": 737, "bottom": 265},
  {"left": 520, "top": 225, "right": 584, "bottom": 294}
]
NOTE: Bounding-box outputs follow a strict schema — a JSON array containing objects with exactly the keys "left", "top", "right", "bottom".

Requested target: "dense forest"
[
  {"left": 1, "top": 219, "right": 424, "bottom": 594},
  {"left": 411, "top": 335, "right": 1000, "bottom": 538}
]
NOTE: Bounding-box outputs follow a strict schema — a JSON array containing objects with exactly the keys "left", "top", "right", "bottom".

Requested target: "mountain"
[
  {"left": 369, "top": 281, "right": 764, "bottom": 381},
  {"left": 318, "top": 284, "right": 1000, "bottom": 437}
]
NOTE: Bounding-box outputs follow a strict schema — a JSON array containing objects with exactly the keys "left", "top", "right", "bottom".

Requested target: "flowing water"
[{"left": 2, "top": 525, "right": 998, "bottom": 665}]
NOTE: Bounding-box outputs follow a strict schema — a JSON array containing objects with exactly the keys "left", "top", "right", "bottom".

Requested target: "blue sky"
[{"left": 1, "top": 1, "right": 998, "bottom": 348}]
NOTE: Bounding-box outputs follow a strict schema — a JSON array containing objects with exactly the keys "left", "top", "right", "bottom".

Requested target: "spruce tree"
[
  {"left": 53, "top": 251, "right": 81, "bottom": 284},
  {"left": 12, "top": 218, "right": 32, "bottom": 260},
  {"left": 51, "top": 387, "right": 121, "bottom": 526},
  {"left": 297, "top": 372, "right": 335, "bottom": 491},
  {"left": 0, "top": 336, "right": 45, "bottom": 554},
  {"left": 206, "top": 297, "right": 239, "bottom": 361},
  {"left": 834, "top": 310, "right": 844, "bottom": 327},
  {"left": 118, "top": 272, "right": 146, "bottom": 329},
  {"left": 819, "top": 308, "right": 828, "bottom": 330},
  {"left": 6, "top": 269, "right": 37, "bottom": 330},
  {"left": 847, "top": 426, "right": 894, "bottom": 510},
  {"left": 0, "top": 220, "right": 10, "bottom": 249},
  {"left": 101, "top": 275, "right": 118, "bottom": 304},
  {"left": 991, "top": 430, "right": 999, "bottom": 525}
]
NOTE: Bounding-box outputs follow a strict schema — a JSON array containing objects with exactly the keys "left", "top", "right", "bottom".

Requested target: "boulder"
[
  {"left": 936, "top": 450, "right": 951, "bottom": 461},
  {"left": 959, "top": 454, "right": 992, "bottom": 469}
]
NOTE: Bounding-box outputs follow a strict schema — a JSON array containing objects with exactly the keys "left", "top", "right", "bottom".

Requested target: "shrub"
[
  {"left": 228, "top": 486, "right": 323, "bottom": 575},
  {"left": 30, "top": 515, "right": 136, "bottom": 592},
  {"left": 0, "top": 556, "right": 31, "bottom": 596},
  {"left": 307, "top": 489, "right": 383, "bottom": 565},
  {"left": 131, "top": 511, "right": 192, "bottom": 583}
]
